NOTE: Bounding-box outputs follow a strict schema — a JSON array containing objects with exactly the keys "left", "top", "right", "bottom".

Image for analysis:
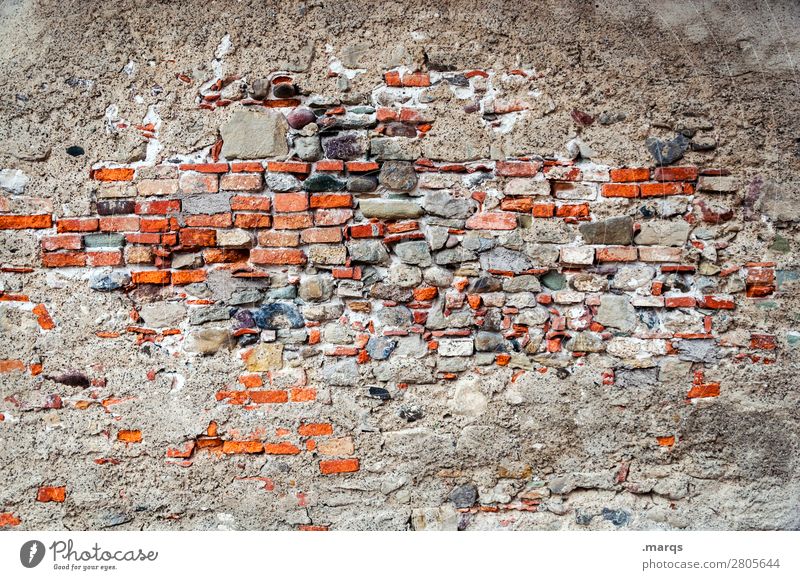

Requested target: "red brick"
[
  {"left": 700, "top": 295, "right": 735, "bottom": 310},
  {"left": 0, "top": 359, "right": 26, "bottom": 373},
  {"left": 348, "top": 223, "right": 385, "bottom": 238},
  {"left": 180, "top": 228, "right": 216, "bottom": 247},
  {"left": 57, "top": 218, "right": 98, "bottom": 233},
  {"left": 665, "top": 296, "right": 697, "bottom": 308},
  {"left": 596, "top": 246, "right": 638, "bottom": 262},
  {"left": 178, "top": 162, "right": 228, "bottom": 173},
  {"left": 179, "top": 172, "right": 219, "bottom": 194},
  {"left": 37, "top": 486, "right": 66, "bottom": 502},
  {"left": 319, "top": 458, "right": 359, "bottom": 475},
  {"left": 132, "top": 270, "right": 171, "bottom": 285},
  {"left": 750, "top": 334, "right": 776, "bottom": 350},
  {"left": 274, "top": 192, "right": 309, "bottom": 212},
  {"left": 609, "top": 168, "right": 650, "bottom": 182},
  {"left": 298, "top": 423, "right": 333, "bottom": 436},
  {"left": 126, "top": 233, "right": 161, "bottom": 245},
  {"left": 42, "top": 252, "right": 87, "bottom": 267},
  {"left": 333, "top": 267, "right": 361, "bottom": 280},
  {"left": 267, "top": 161, "right": 311, "bottom": 174},
  {"left": 87, "top": 251, "right": 123, "bottom": 267},
  {"left": 639, "top": 182, "right": 687, "bottom": 197},
  {"left": 234, "top": 213, "right": 272, "bottom": 229},
  {"left": 301, "top": 227, "right": 342, "bottom": 243},
  {"left": 315, "top": 160, "right": 345, "bottom": 172},
  {"left": 250, "top": 248, "right": 307, "bottom": 265},
  {"left": 42, "top": 234, "right": 82, "bottom": 251},
  {"left": 140, "top": 217, "right": 170, "bottom": 232},
  {"left": 264, "top": 442, "right": 301, "bottom": 455},
  {"left": 220, "top": 173, "right": 263, "bottom": 191},
  {"left": 602, "top": 183, "right": 639, "bottom": 198},
  {"left": 346, "top": 161, "right": 380, "bottom": 172},
  {"left": 500, "top": 198, "right": 533, "bottom": 212},
  {"left": 653, "top": 166, "right": 698, "bottom": 181},
  {"left": 310, "top": 193, "right": 353, "bottom": 209},
  {"left": 171, "top": 269, "right": 207, "bottom": 285},
  {"left": 687, "top": 383, "right": 720, "bottom": 399},
  {"left": 231, "top": 195, "right": 271, "bottom": 211},
  {"left": 135, "top": 200, "right": 180, "bottom": 215},
  {"left": 222, "top": 441, "right": 264, "bottom": 454},
  {"left": 384, "top": 71, "right": 402, "bottom": 86},
  {"left": 117, "top": 429, "right": 142, "bottom": 443},
  {"left": 258, "top": 230, "right": 300, "bottom": 247},
  {"left": 99, "top": 216, "right": 140, "bottom": 232},
  {"left": 0, "top": 214, "right": 52, "bottom": 229},
  {"left": 376, "top": 107, "right": 398, "bottom": 122},
  {"left": 413, "top": 287, "right": 438, "bottom": 301},
  {"left": 92, "top": 167, "right": 134, "bottom": 181},
  {"left": 290, "top": 388, "right": 317, "bottom": 402},
  {"left": 249, "top": 390, "right": 289, "bottom": 404},
  {"left": 465, "top": 212, "right": 517, "bottom": 230},
  {"left": 555, "top": 203, "right": 590, "bottom": 218},
  {"left": 273, "top": 213, "right": 313, "bottom": 229},
  {"left": 496, "top": 160, "right": 541, "bottom": 177},
  {"left": 32, "top": 304, "right": 55, "bottom": 330},
  {"left": 184, "top": 213, "right": 233, "bottom": 228}
]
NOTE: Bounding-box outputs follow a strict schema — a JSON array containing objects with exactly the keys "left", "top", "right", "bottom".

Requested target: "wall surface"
[{"left": 0, "top": 0, "right": 799, "bottom": 531}]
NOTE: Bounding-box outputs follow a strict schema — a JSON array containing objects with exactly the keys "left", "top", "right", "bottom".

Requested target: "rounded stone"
[
  {"left": 272, "top": 82, "right": 297, "bottom": 99},
  {"left": 287, "top": 107, "right": 316, "bottom": 130}
]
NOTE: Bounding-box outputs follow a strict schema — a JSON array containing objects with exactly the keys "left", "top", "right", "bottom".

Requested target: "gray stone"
[
  {"left": 448, "top": 484, "right": 478, "bottom": 508},
  {"left": 377, "top": 306, "right": 412, "bottom": 327},
  {"left": 566, "top": 331, "right": 605, "bottom": 352},
  {"left": 221, "top": 110, "right": 289, "bottom": 159},
  {"left": 635, "top": 221, "right": 690, "bottom": 246},
  {"left": 646, "top": 134, "right": 689, "bottom": 165},
  {"left": 611, "top": 265, "right": 656, "bottom": 290},
  {"left": 264, "top": 172, "right": 302, "bottom": 192},
  {"left": 189, "top": 305, "right": 230, "bottom": 325},
  {"left": 0, "top": 168, "right": 29, "bottom": 194},
  {"left": 139, "top": 302, "right": 186, "bottom": 328},
  {"left": 422, "top": 190, "right": 476, "bottom": 219},
  {"left": 579, "top": 216, "right": 633, "bottom": 245},
  {"left": 378, "top": 161, "right": 417, "bottom": 191},
  {"left": 294, "top": 135, "right": 322, "bottom": 161},
  {"left": 615, "top": 368, "right": 660, "bottom": 388},
  {"left": 595, "top": 295, "right": 637, "bottom": 332},
  {"left": 366, "top": 336, "right": 397, "bottom": 361},
  {"left": 299, "top": 275, "right": 334, "bottom": 302},
  {"left": 423, "top": 266, "right": 454, "bottom": 287},
  {"left": 390, "top": 264, "right": 422, "bottom": 287},
  {"left": 89, "top": 271, "right": 131, "bottom": 292},
  {"left": 394, "top": 241, "right": 432, "bottom": 266},
  {"left": 253, "top": 303, "right": 305, "bottom": 329},
  {"left": 676, "top": 339, "right": 721, "bottom": 363},
  {"left": 307, "top": 244, "right": 348, "bottom": 265},
  {"left": 373, "top": 358, "right": 435, "bottom": 383},
  {"left": 347, "top": 239, "right": 389, "bottom": 264},
  {"left": 370, "top": 137, "right": 421, "bottom": 160},
  {"left": 302, "top": 303, "right": 345, "bottom": 321},
  {"left": 502, "top": 275, "right": 541, "bottom": 293},
  {"left": 479, "top": 248, "right": 533, "bottom": 274},
  {"left": 435, "top": 247, "right": 477, "bottom": 265},
  {"left": 229, "top": 288, "right": 264, "bottom": 305},
  {"left": 475, "top": 331, "right": 505, "bottom": 352},
  {"left": 541, "top": 271, "right": 566, "bottom": 290},
  {"left": 181, "top": 192, "right": 231, "bottom": 214},
  {"left": 359, "top": 199, "right": 423, "bottom": 219},
  {"left": 347, "top": 175, "right": 378, "bottom": 192},
  {"left": 84, "top": 233, "right": 125, "bottom": 248}
]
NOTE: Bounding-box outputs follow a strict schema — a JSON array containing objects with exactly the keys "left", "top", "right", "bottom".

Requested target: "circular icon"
[{"left": 20, "top": 540, "right": 46, "bottom": 568}]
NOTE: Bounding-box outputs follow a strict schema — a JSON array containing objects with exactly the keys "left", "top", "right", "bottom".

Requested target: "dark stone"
[
  {"left": 448, "top": 484, "right": 478, "bottom": 508},
  {"left": 303, "top": 173, "right": 347, "bottom": 192},
  {"left": 366, "top": 336, "right": 397, "bottom": 360},
  {"left": 579, "top": 216, "right": 633, "bottom": 245},
  {"left": 97, "top": 200, "right": 135, "bottom": 215},
  {"left": 47, "top": 371, "right": 90, "bottom": 388},
  {"left": 234, "top": 309, "right": 257, "bottom": 330},
  {"left": 646, "top": 134, "right": 690, "bottom": 166},
  {"left": 66, "top": 145, "right": 84, "bottom": 157},
  {"left": 575, "top": 510, "right": 594, "bottom": 526},
  {"left": 253, "top": 303, "right": 305, "bottom": 330},
  {"left": 384, "top": 122, "right": 417, "bottom": 137},
  {"left": 272, "top": 82, "right": 297, "bottom": 99},
  {"left": 399, "top": 405, "right": 423, "bottom": 422},
  {"left": 249, "top": 78, "right": 270, "bottom": 100},
  {"left": 601, "top": 508, "right": 630, "bottom": 526},
  {"left": 347, "top": 175, "right": 378, "bottom": 192},
  {"left": 322, "top": 133, "right": 365, "bottom": 160},
  {"left": 238, "top": 333, "right": 259, "bottom": 347},
  {"left": 470, "top": 275, "right": 502, "bottom": 293},
  {"left": 368, "top": 386, "right": 391, "bottom": 400},
  {"left": 571, "top": 108, "right": 595, "bottom": 127},
  {"left": 286, "top": 107, "right": 316, "bottom": 130},
  {"left": 475, "top": 331, "right": 505, "bottom": 352},
  {"left": 378, "top": 161, "right": 417, "bottom": 191}
]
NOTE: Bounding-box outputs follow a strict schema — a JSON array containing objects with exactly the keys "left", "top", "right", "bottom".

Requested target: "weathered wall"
[{"left": 0, "top": 0, "right": 799, "bottom": 531}]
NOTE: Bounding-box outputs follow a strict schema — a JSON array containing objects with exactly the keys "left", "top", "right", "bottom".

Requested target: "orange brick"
[
  {"left": 230, "top": 162, "right": 265, "bottom": 173},
  {"left": 239, "top": 374, "right": 263, "bottom": 388},
  {"left": 496, "top": 160, "right": 540, "bottom": 177},
  {"left": 465, "top": 212, "right": 517, "bottom": 230},
  {"left": 42, "top": 234, "right": 82, "bottom": 251},
  {"left": 274, "top": 192, "right": 309, "bottom": 212},
  {"left": 92, "top": 167, "right": 134, "bottom": 181},
  {"left": 687, "top": 383, "right": 720, "bottom": 399},
  {"left": 657, "top": 436, "right": 675, "bottom": 447},
  {"left": 36, "top": 486, "right": 66, "bottom": 502},
  {"left": 653, "top": 166, "right": 698, "bottom": 181},
  {"left": 0, "top": 214, "right": 52, "bottom": 229},
  {"left": 222, "top": 440, "right": 264, "bottom": 454},
  {"left": 596, "top": 246, "right": 637, "bottom": 262},
  {"left": 184, "top": 213, "right": 232, "bottom": 228},
  {"left": 140, "top": 217, "right": 170, "bottom": 232},
  {"left": 135, "top": 200, "right": 180, "bottom": 215},
  {"left": 602, "top": 183, "right": 639, "bottom": 198},
  {"left": 171, "top": 269, "right": 207, "bottom": 285},
  {"left": 310, "top": 193, "right": 353, "bottom": 209},
  {"left": 290, "top": 387, "right": 316, "bottom": 402},
  {"left": 87, "top": 251, "right": 123, "bottom": 267},
  {"left": 267, "top": 161, "right": 311, "bottom": 174},
  {"left": 555, "top": 203, "right": 590, "bottom": 218},
  {"left": 264, "top": 442, "right": 301, "bottom": 455},
  {"left": 249, "top": 390, "right": 289, "bottom": 404},
  {"left": 231, "top": 195, "right": 271, "bottom": 211},
  {"left": 402, "top": 72, "right": 430, "bottom": 87},
  {"left": 413, "top": 287, "right": 438, "bottom": 301},
  {"left": 315, "top": 160, "right": 345, "bottom": 172},
  {"left": 500, "top": 198, "right": 533, "bottom": 212},
  {"left": 665, "top": 296, "right": 697, "bottom": 308},
  {"left": 298, "top": 423, "right": 333, "bottom": 436},
  {"left": 203, "top": 249, "right": 249, "bottom": 263},
  {"left": 319, "top": 458, "right": 359, "bottom": 475},
  {"left": 301, "top": 227, "right": 342, "bottom": 244},
  {"left": 42, "top": 252, "right": 87, "bottom": 267},
  {"left": 31, "top": 304, "right": 56, "bottom": 331},
  {"left": 0, "top": 512, "right": 21, "bottom": 527},
  {"left": 532, "top": 203, "right": 555, "bottom": 218},
  {"left": 0, "top": 359, "right": 26, "bottom": 373},
  {"left": 117, "top": 429, "right": 142, "bottom": 443},
  {"left": 132, "top": 270, "right": 171, "bottom": 285},
  {"left": 639, "top": 182, "right": 686, "bottom": 197},
  {"left": 99, "top": 216, "right": 140, "bottom": 232},
  {"left": 346, "top": 161, "right": 380, "bottom": 172},
  {"left": 220, "top": 173, "right": 263, "bottom": 191},
  {"left": 384, "top": 71, "right": 402, "bottom": 86},
  {"left": 57, "top": 218, "right": 98, "bottom": 233},
  {"left": 257, "top": 230, "right": 300, "bottom": 247},
  {"left": 234, "top": 213, "right": 272, "bottom": 229},
  {"left": 609, "top": 168, "right": 650, "bottom": 182},
  {"left": 180, "top": 228, "right": 216, "bottom": 247}
]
